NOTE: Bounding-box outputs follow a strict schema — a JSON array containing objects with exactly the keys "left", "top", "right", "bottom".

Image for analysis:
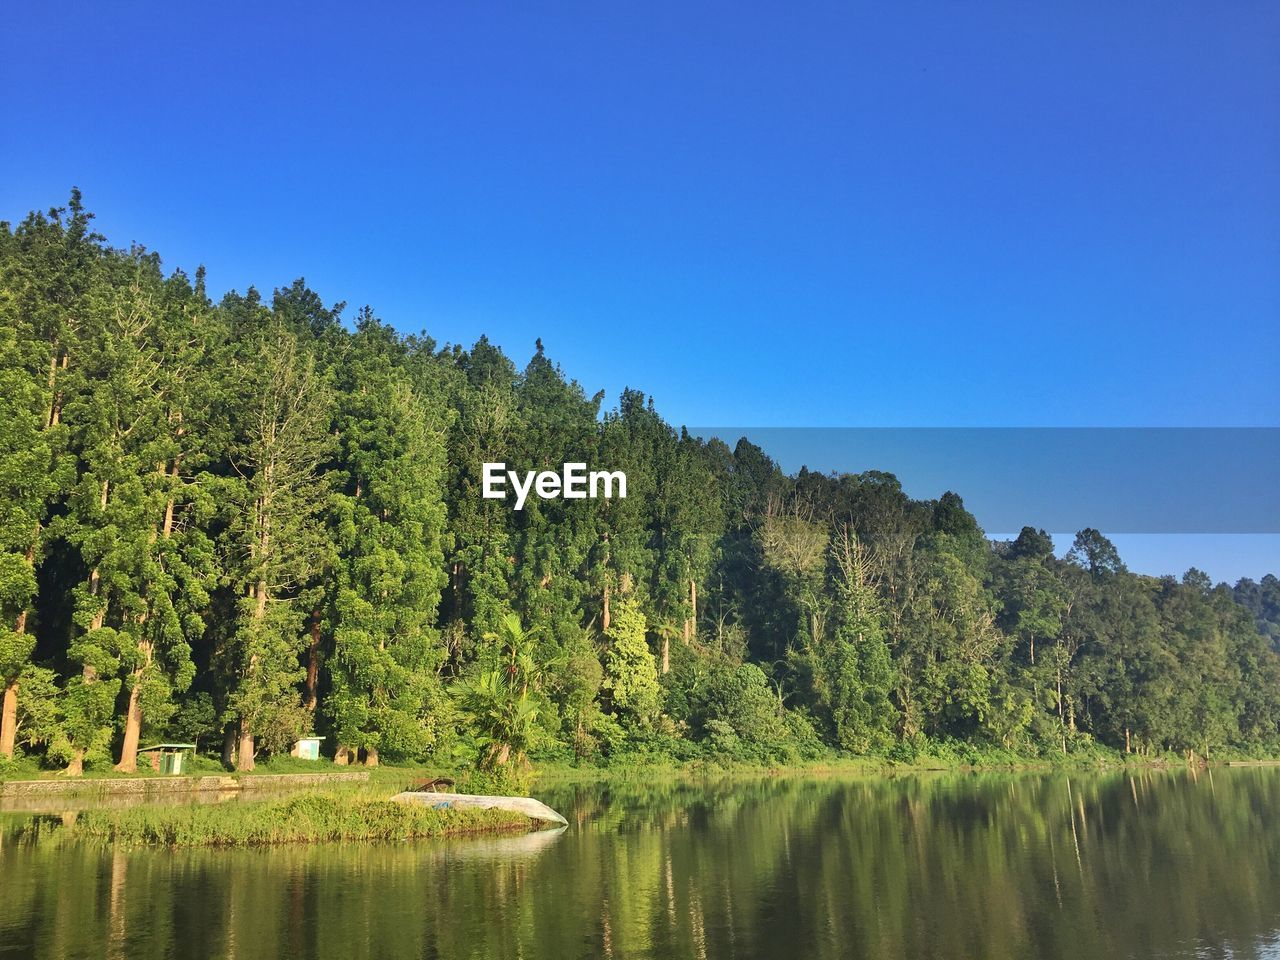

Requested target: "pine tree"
[
  {"left": 220, "top": 321, "right": 331, "bottom": 771},
  {"left": 815, "top": 526, "right": 896, "bottom": 753},
  {"left": 0, "top": 195, "right": 93, "bottom": 759},
  {"left": 326, "top": 314, "right": 449, "bottom": 765}
]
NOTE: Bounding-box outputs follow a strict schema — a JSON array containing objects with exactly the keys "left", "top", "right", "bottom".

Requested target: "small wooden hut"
[
  {"left": 137, "top": 743, "right": 196, "bottom": 775},
  {"left": 291, "top": 736, "right": 325, "bottom": 760}
]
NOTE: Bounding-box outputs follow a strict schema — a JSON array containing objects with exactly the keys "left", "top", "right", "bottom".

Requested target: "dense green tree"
[
  {"left": 1235, "top": 574, "right": 1280, "bottom": 651},
  {"left": 3, "top": 193, "right": 1279, "bottom": 773},
  {"left": 218, "top": 320, "right": 332, "bottom": 771},
  {"left": 810, "top": 527, "right": 897, "bottom": 753},
  {"left": 325, "top": 315, "right": 450, "bottom": 765},
  {"left": 603, "top": 596, "right": 660, "bottom": 728},
  {"left": 0, "top": 195, "right": 93, "bottom": 759},
  {"left": 452, "top": 612, "right": 544, "bottom": 771}
]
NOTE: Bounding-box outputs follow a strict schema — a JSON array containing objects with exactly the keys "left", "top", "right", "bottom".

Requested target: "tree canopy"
[{"left": 2, "top": 193, "right": 1278, "bottom": 773}]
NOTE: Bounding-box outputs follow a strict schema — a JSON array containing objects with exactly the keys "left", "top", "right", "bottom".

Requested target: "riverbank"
[
  {"left": 4, "top": 742, "right": 1267, "bottom": 805},
  {"left": 528, "top": 749, "right": 1200, "bottom": 786},
  {"left": 41, "top": 792, "right": 535, "bottom": 847}
]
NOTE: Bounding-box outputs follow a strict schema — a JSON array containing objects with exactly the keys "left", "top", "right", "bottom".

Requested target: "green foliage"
[
  {"left": 452, "top": 613, "right": 546, "bottom": 771},
  {"left": 325, "top": 316, "right": 450, "bottom": 761},
  {"left": 603, "top": 597, "right": 660, "bottom": 727},
  {"left": 2, "top": 192, "right": 1279, "bottom": 778}
]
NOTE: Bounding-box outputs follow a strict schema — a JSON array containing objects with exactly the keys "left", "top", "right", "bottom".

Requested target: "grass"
[{"left": 63, "top": 792, "right": 533, "bottom": 847}]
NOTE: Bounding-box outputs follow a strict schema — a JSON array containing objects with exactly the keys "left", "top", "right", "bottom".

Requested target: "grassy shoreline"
[
  {"left": 50, "top": 793, "right": 535, "bottom": 847},
  {"left": 7, "top": 753, "right": 1273, "bottom": 848},
  {"left": 6, "top": 741, "right": 1275, "bottom": 795}
]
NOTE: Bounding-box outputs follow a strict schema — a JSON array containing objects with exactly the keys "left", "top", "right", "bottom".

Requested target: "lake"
[{"left": 2, "top": 768, "right": 1279, "bottom": 959}]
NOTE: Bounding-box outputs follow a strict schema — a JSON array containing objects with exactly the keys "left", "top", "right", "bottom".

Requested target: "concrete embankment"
[{"left": 0, "top": 771, "right": 371, "bottom": 811}]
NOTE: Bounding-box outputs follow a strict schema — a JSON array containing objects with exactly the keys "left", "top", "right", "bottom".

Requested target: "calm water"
[{"left": 3, "top": 768, "right": 1279, "bottom": 960}]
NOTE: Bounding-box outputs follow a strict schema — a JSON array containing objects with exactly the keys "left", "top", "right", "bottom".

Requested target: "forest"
[{"left": 2, "top": 192, "right": 1279, "bottom": 777}]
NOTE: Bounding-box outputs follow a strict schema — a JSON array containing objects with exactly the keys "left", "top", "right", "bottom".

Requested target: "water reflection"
[{"left": 2, "top": 769, "right": 1279, "bottom": 959}]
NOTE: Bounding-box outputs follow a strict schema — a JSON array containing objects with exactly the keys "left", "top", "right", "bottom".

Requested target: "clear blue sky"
[{"left": 2, "top": 3, "right": 1277, "bottom": 579}]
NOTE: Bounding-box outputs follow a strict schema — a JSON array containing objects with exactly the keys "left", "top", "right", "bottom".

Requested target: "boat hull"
[{"left": 391, "top": 791, "right": 568, "bottom": 826}]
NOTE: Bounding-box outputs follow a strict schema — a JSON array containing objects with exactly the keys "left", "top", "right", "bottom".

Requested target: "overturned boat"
[{"left": 391, "top": 790, "right": 568, "bottom": 826}]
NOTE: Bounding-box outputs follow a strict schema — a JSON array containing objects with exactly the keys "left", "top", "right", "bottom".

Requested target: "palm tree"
[
  {"left": 452, "top": 613, "right": 543, "bottom": 770},
  {"left": 655, "top": 620, "right": 681, "bottom": 675}
]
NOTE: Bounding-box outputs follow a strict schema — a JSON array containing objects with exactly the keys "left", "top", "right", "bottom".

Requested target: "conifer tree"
[
  {"left": 326, "top": 314, "right": 450, "bottom": 765},
  {"left": 220, "top": 321, "right": 331, "bottom": 771}
]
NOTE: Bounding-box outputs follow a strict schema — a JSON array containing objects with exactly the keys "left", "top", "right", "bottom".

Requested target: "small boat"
[{"left": 391, "top": 790, "right": 568, "bottom": 826}]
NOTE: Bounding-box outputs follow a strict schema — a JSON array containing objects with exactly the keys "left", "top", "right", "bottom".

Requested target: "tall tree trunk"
[
  {"left": 222, "top": 726, "right": 237, "bottom": 768},
  {"left": 0, "top": 681, "right": 18, "bottom": 758},
  {"left": 116, "top": 683, "right": 144, "bottom": 773},
  {"left": 161, "top": 454, "right": 181, "bottom": 537},
  {"left": 87, "top": 568, "right": 105, "bottom": 634},
  {"left": 304, "top": 610, "right": 321, "bottom": 711},
  {"left": 602, "top": 580, "right": 611, "bottom": 634},
  {"left": 1, "top": 599, "right": 30, "bottom": 758},
  {"left": 236, "top": 717, "right": 255, "bottom": 772},
  {"left": 235, "top": 580, "right": 268, "bottom": 773},
  {"left": 661, "top": 634, "right": 670, "bottom": 675},
  {"left": 118, "top": 453, "right": 181, "bottom": 772},
  {"left": 115, "top": 638, "right": 153, "bottom": 772},
  {"left": 1056, "top": 664, "right": 1066, "bottom": 753},
  {"left": 364, "top": 745, "right": 379, "bottom": 767},
  {"left": 334, "top": 745, "right": 349, "bottom": 766},
  {"left": 85, "top": 479, "right": 111, "bottom": 640},
  {"left": 47, "top": 349, "right": 68, "bottom": 429}
]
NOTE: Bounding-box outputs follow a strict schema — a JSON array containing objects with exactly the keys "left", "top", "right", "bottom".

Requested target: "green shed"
[
  {"left": 137, "top": 743, "right": 195, "bottom": 775},
  {"left": 291, "top": 736, "right": 325, "bottom": 760}
]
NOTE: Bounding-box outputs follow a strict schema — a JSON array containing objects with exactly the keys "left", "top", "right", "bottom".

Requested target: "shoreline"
[
  {"left": 18, "top": 793, "right": 539, "bottom": 848},
  {"left": 2, "top": 750, "right": 1263, "bottom": 801}
]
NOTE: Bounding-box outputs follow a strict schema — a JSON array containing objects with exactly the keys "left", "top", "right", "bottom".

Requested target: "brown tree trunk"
[
  {"left": 115, "top": 454, "right": 179, "bottom": 773},
  {"left": 602, "top": 580, "right": 611, "bottom": 634},
  {"left": 236, "top": 718, "right": 255, "bottom": 772},
  {"left": 1125, "top": 726, "right": 1131, "bottom": 754},
  {"left": 334, "top": 745, "right": 349, "bottom": 766},
  {"left": 234, "top": 573, "right": 268, "bottom": 773},
  {"left": 84, "top": 479, "right": 111, "bottom": 641},
  {"left": 161, "top": 455, "right": 181, "bottom": 538},
  {"left": 304, "top": 609, "right": 321, "bottom": 711},
  {"left": 364, "top": 745, "right": 379, "bottom": 767},
  {"left": 47, "top": 350, "right": 68, "bottom": 429},
  {"left": 65, "top": 747, "right": 85, "bottom": 777},
  {"left": 685, "top": 578, "right": 697, "bottom": 642},
  {"left": 222, "top": 726, "right": 238, "bottom": 768},
  {"left": 87, "top": 568, "right": 105, "bottom": 634},
  {"left": 661, "top": 634, "right": 670, "bottom": 675},
  {"left": 0, "top": 680, "right": 18, "bottom": 758},
  {"left": 115, "top": 682, "right": 144, "bottom": 773}
]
